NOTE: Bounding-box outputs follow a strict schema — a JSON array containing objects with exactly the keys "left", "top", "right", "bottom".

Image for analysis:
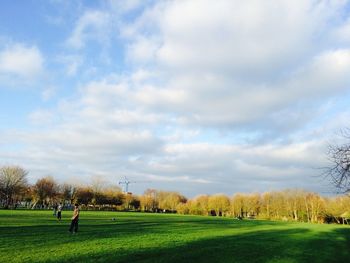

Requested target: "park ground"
[{"left": 0, "top": 210, "right": 349, "bottom": 263}]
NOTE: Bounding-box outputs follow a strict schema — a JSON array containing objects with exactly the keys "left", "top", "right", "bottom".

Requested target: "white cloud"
[
  {"left": 125, "top": 0, "right": 344, "bottom": 71},
  {"left": 121, "top": 140, "right": 329, "bottom": 195},
  {"left": 41, "top": 86, "right": 56, "bottom": 101},
  {"left": 146, "top": 174, "right": 210, "bottom": 184},
  {"left": 3, "top": 0, "right": 350, "bottom": 196},
  {"left": 126, "top": 36, "right": 160, "bottom": 62},
  {"left": 333, "top": 16, "right": 350, "bottom": 43},
  {"left": 0, "top": 44, "right": 44, "bottom": 78},
  {"left": 107, "top": 0, "right": 147, "bottom": 14},
  {"left": 56, "top": 54, "right": 83, "bottom": 76},
  {"left": 28, "top": 110, "right": 54, "bottom": 125},
  {"left": 66, "top": 10, "right": 111, "bottom": 49},
  {"left": 118, "top": 0, "right": 350, "bottom": 132}
]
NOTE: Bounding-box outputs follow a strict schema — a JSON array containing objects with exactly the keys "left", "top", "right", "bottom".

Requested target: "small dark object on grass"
[{"left": 112, "top": 218, "right": 116, "bottom": 221}]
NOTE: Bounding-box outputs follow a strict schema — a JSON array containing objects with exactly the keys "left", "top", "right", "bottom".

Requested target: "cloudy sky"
[{"left": 1, "top": 0, "right": 350, "bottom": 197}]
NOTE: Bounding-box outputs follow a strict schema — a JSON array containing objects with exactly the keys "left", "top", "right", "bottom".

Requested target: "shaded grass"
[{"left": 0, "top": 210, "right": 349, "bottom": 262}]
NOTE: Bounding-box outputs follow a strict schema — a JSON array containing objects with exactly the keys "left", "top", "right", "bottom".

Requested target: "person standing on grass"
[
  {"left": 69, "top": 203, "right": 80, "bottom": 234},
  {"left": 53, "top": 203, "right": 58, "bottom": 216},
  {"left": 57, "top": 203, "right": 63, "bottom": 221}
]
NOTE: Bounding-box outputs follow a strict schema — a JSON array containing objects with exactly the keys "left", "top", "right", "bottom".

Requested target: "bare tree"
[
  {"left": 75, "top": 187, "right": 94, "bottom": 205},
  {"left": 325, "top": 129, "right": 350, "bottom": 193},
  {"left": 0, "top": 165, "right": 28, "bottom": 208},
  {"left": 32, "top": 176, "right": 59, "bottom": 208},
  {"left": 62, "top": 183, "right": 78, "bottom": 205}
]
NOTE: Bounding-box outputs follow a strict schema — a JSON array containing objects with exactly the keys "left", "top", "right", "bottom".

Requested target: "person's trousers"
[{"left": 69, "top": 218, "right": 79, "bottom": 233}]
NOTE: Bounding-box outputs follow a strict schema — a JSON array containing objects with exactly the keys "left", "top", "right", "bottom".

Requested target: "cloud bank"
[{"left": 1, "top": 0, "right": 350, "bottom": 196}]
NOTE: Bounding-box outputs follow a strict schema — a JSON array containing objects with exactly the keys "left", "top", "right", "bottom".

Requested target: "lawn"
[{"left": 0, "top": 210, "right": 349, "bottom": 263}]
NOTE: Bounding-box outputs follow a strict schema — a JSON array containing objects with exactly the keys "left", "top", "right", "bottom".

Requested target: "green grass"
[{"left": 0, "top": 210, "right": 349, "bottom": 263}]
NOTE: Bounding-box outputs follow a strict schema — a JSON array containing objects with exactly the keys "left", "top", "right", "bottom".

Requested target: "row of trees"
[
  {"left": 176, "top": 190, "right": 350, "bottom": 224},
  {"left": 0, "top": 165, "right": 349, "bottom": 224},
  {"left": 0, "top": 166, "right": 186, "bottom": 211},
  {"left": 0, "top": 166, "right": 137, "bottom": 210}
]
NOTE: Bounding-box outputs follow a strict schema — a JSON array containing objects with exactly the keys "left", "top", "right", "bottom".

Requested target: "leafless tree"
[
  {"left": 62, "top": 183, "right": 78, "bottom": 205},
  {"left": 325, "top": 129, "right": 350, "bottom": 193},
  {"left": 0, "top": 165, "right": 28, "bottom": 208},
  {"left": 32, "top": 176, "right": 59, "bottom": 208}
]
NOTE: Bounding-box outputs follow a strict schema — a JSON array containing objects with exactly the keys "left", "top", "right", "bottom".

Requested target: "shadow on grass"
[
  {"left": 44, "top": 227, "right": 350, "bottom": 263},
  {"left": 1, "top": 213, "right": 349, "bottom": 263},
  {"left": 0, "top": 217, "right": 268, "bottom": 246},
  {"left": 0, "top": 220, "right": 164, "bottom": 249}
]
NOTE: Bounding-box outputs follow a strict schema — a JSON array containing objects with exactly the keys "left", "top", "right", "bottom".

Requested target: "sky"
[{"left": 1, "top": 0, "right": 350, "bottom": 197}]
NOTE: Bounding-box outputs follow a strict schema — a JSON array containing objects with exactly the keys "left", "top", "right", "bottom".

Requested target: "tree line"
[
  {"left": 0, "top": 166, "right": 134, "bottom": 210},
  {"left": 176, "top": 190, "right": 349, "bottom": 224},
  {"left": 0, "top": 165, "right": 187, "bottom": 212},
  {"left": 0, "top": 165, "right": 349, "bottom": 224}
]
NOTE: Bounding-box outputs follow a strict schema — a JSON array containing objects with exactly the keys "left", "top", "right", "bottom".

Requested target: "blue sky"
[{"left": 1, "top": 0, "right": 350, "bottom": 197}]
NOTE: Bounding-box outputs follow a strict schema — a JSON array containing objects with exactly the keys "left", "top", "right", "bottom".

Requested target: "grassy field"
[{"left": 0, "top": 210, "right": 349, "bottom": 263}]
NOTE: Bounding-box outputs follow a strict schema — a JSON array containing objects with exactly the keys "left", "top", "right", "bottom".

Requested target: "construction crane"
[
  {"left": 118, "top": 176, "right": 151, "bottom": 193},
  {"left": 118, "top": 176, "right": 136, "bottom": 193}
]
